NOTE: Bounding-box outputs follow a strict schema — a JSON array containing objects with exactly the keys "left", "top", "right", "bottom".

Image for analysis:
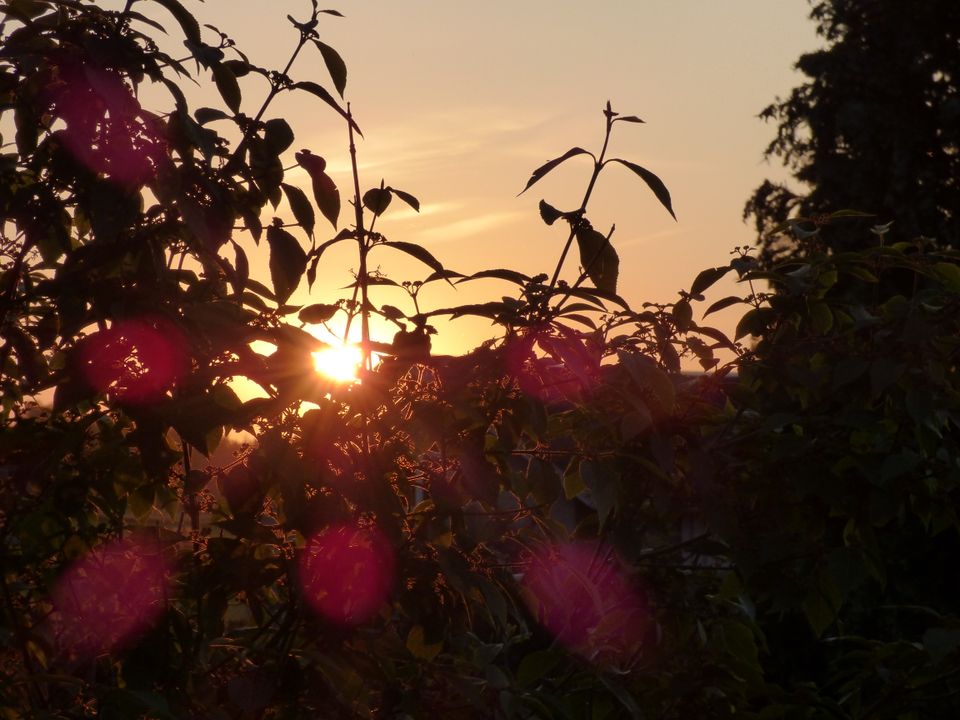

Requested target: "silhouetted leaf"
[
  {"left": 609, "top": 158, "right": 676, "bottom": 220},
  {"left": 538, "top": 200, "right": 562, "bottom": 226},
  {"left": 615, "top": 115, "right": 645, "bottom": 124},
  {"left": 212, "top": 63, "right": 241, "bottom": 113},
  {"left": 379, "top": 241, "right": 446, "bottom": 276},
  {"left": 319, "top": 9, "right": 344, "bottom": 17},
  {"left": 690, "top": 266, "right": 733, "bottom": 296},
  {"left": 362, "top": 187, "right": 392, "bottom": 216},
  {"left": 264, "top": 118, "right": 294, "bottom": 154},
  {"left": 292, "top": 81, "right": 361, "bottom": 135},
  {"left": 195, "top": 107, "right": 230, "bottom": 125},
  {"left": 281, "top": 183, "right": 315, "bottom": 238},
  {"left": 387, "top": 187, "right": 420, "bottom": 212},
  {"left": 312, "top": 40, "right": 347, "bottom": 97},
  {"left": 574, "top": 226, "right": 619, "bottom": 293},
  {"left": 266, "top": 225, "right": 307, "bottom": 304},
  {"left": 703, "top": 295, "right": 746, "bottom": 318},
  {"left": 295, "top": 149, "right": 339, "bottom": 228},
  {"left": 519, "top": 147, "right": 592, "bottom": 195},
  {"left": 153, "top": 0, "right": 202, "bottom": 45},
  {"left": 457, "top": 269, "right": 531, "bottom": 286},
  {"left": 230, "top": 240, "right": 249, "bottom": 295},
  {"left": 299, "top": 303, "right": 339, "bottom": 324}
]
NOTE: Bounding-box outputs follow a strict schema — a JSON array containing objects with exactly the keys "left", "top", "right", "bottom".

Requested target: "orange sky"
[{"left": 140, "top": 1, "right": 820, "bottom": 354}]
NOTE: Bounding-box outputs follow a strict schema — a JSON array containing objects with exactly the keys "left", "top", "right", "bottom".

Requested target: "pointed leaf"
[
  {"left": 295, "top": 150, "right": 340, "bottom": 228},
  {"left": 538, "top": 199, "right": 562, "bottom": 226},
  {"left": 230, "top": 240, "right": 249, "bottom": 295},
  {"left": 703, "top": 295, "right": 746, "bottom": 318},
  {"left": 574, "top": 226, "right": 619, "bottom": 293},
  {"left": 457, "top": 268, "right": 531, "bottom": 286},
  {"left": 690, "top": 266, "right": 733, "bottom": 297},
  {"left": 379, "top": 241, "right": 446, "bottom": 276},
  {"left": 195, "top": 107, "right": 230, "bottom": 125},
  {"left": 519, "top": 147, "right": 592, "bottom": 195},
  {"left": 615, "top": 115, "right": 645, "bottom": 124},
  {"left": 387, "top": 187, "right": 420, "bottom": 212},
  {"left": 609, "top": 158, "right": 676, "bottom": 220},
  {"left": 266, "top": 225, "right": 307, "bottom": 304},
  {"left": 152, "top": 0, "right": 202, "bottom": 44},
  {"left": 281, "top": 183, "right": 315, "bottom": 238},
  {"left": 292, "top": 81, "right": 361, "bottom": 135},
  {"left": 212, "top": 63, "right": 241, "bottom": 114},
  {"left": 313, "top": 40, "right": 347, "bottom": 97}
]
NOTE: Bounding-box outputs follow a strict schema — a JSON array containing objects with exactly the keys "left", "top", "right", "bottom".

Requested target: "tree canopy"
[{"left": 745, "top": 0, "right": 960, "bottom": 264}]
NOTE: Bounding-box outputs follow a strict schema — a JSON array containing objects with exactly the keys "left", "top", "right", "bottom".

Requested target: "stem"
[
  {"left": 546, "top": 106, "right": 615, "bottom": 293},
  {"left": 345, "top": 103, "right": 372, "bottom": 370}
]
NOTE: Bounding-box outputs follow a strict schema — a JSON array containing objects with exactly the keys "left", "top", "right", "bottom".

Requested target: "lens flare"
[
  {"left": 522, "top": 541, "right": 648, "bottom": 666},
  {"left": 299, "top": 524, "right": 395, "bottom": 625},
  {"left": 312, "top": 343, "right": 362, "bottom": 383},
  {"left": 51, "top": 536, "right": 171, "bottom": 658}
]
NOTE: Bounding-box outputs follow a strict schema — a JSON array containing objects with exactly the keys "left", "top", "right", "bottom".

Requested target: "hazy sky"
[{"left": 156, "top": 1, "right": 821, "bottom": 353}]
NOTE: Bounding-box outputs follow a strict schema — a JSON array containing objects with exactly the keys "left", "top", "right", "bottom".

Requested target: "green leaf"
[
  {"left": 292, "top": 81, "right": 361, "bottom": 136},
  {"left": 690, "top": 266, "right": 733, "bottom": 296},
  {"left": 574, "top": 225, "right": 619, "bottom": 293},
  {"left": 313, "top": 40, "right": 347, "bottom": 97},
  {"left": 266, "top": 225, "right": 307, "bottom": 304},
  {"left": 609, "top": 158, "right": 676, "bottom": 220},
  {"left": 295, "top": 150, "right": 340, "bottom": 228},
  {"left": 517, "top": 650, "right": 563, "bottom": 686},
  {"left": 519, "top": 147, "right": 592, "bottom": 195},
  {"left": 362, "top": 187, "right": 392, "bottom": 216},
  {"left": 264, "top": 118, "right": 295, "bottom": 154},
  {"left": 152, "top": 0, "right": 202, "bottom": 44},
  {"left": 298, "top": 303, "right": 339, "bottom": 324},
  {"left": 538, "top": 199, "right": 563, "bottom": 226},
  {"left": 379, "top": 241, "right": 446, "bottom": 276},
  {"left": 387, "top": 187, "right": 420, "bottom": 212},
  {"left": 933, "top": 262, "right": 960, "bottom": 292},
  {"left": 281, "top": 183, "right": 315, "bottom": 238},
  {"left": 212, "top": 63, "right": 241, "bottom": 113},
  {"left": 618, "top": 351, "right": 675, "bottom": 413}
]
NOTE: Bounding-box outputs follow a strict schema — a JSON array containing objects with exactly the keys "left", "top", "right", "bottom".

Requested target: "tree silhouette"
[{"left": 745, "top": 0, "right": 960, "bottom": 264}]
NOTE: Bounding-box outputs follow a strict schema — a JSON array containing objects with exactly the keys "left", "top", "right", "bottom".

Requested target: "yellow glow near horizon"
[{"left": 312, "top": 343, "right": 363, "bottom": 383}]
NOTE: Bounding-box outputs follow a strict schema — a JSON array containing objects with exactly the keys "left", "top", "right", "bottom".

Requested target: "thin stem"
[
  {"left": 345, "top": 103, "right": 372, "bottom": 370},
  {"left": 546, "top": 106, "right": 615, "bottom": 293}
]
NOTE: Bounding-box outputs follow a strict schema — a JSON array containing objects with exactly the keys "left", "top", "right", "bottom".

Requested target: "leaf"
[
  {"left": 457, "top": 268, "right": 531, "bottom": 286},
  {"left": 615, "top": 115, "right": 645, "bottom": 124},
  {"left": 362, "top": 187, "right": 392, "bottom": 216},
  {"left": 313, "top": 40, "right": 347, "bottom": 97},
  {"left": 609, "top": 158, "right": 677, "bottom": 220},
  {"left": 406, "top": 625, "right": 442, "bottom": 661},
  {"left": 538, "top": 199, "right": 562, "bottom": 226},
  {"left": 574, "top": 225, "right": 619, "bottom": 293},
  {"left": 299, "top": 303, "right": 339, "bottom": 324},
  {"left": 212, "top": 63, "right": 241, "bottom": 114},
  {"left": 690, "top": 266, "right": 733, "bottom": 296},
  {"left": 703, "top": 295, "right": 747, "bottom": 318},
  {"left": 319, "top": 9, "right": 344, "bottom": 17},
  {"left": 194, "top": 107, "right": 230, "bottom": 125},
  {"left": 292, "top": 81, "right": 361, "bottom": 135},
  {"left": 387, "top": 187, "right": 420, "bottom": 212},
  {"left": 519, "top": 147, "right": 592, "bottom": 195},
  {"left": 230, "top": 240, "right": 249, "bottom": 295},
  {"left": 828, "top": 209, "right": 875, "bottom": 219},
  {"left": 295, "top": 149, "right": 340, "bottom": 229},
  {"left": 672, "top": 299, "right": 693, "bottom": 330},
  {"left": 517, "top": 650, "right": 563, "bottom": 686},
  {"left": 264, "top": 118, "right": 295, "bottom": 154},
  {"left": 152, "top": 0, "right": 202, "bottom": 45},
  {"left": 266, "top": 225, "right": 307, "bottom": 304},
  {"left": 379, "top": 241, "right": 446, "bottom": 276},
  {"left": 580, "top": 460, "right": 618, "bottom": 527},
  {"left": 618, "top": 350, "right": 675, "bottom": 413},
  {"left": 281, "top": 183, "right": 315, "bottom": 238}
]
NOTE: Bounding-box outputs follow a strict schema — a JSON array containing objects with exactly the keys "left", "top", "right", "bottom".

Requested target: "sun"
[{"left": 312, "top": 343, "right": 363, "bottom": 383}]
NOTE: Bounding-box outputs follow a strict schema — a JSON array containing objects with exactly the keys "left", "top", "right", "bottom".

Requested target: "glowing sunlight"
[{"left": 312, "top": 343, "right": 363, "bottom": 384}]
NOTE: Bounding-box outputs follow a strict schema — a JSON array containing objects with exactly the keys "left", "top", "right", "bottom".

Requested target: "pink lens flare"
[
  {"left": 47, "top": 61, "right": 167, "bottom": 188},
  {"left": 522, "top": 541, "right": 648, "bottom": 666},
  {"left": 51, "top": 536, "right": 172, "bottom": 659},
  {"left": 77, "top": 317, "right": 188, "bottom": 403},
  {"left": 299, "top": 524, "right": 395, "bottom": 625}
]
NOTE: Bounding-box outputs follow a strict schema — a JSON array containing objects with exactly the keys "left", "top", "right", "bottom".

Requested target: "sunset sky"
[{"left": 152, "top": 1, "right": 821, "bottom": 354}]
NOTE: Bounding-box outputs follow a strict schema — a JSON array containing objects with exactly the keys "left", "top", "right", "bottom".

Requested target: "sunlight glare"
[{"left": 312, "top": 343, "right": 362, "bottom": 383}]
